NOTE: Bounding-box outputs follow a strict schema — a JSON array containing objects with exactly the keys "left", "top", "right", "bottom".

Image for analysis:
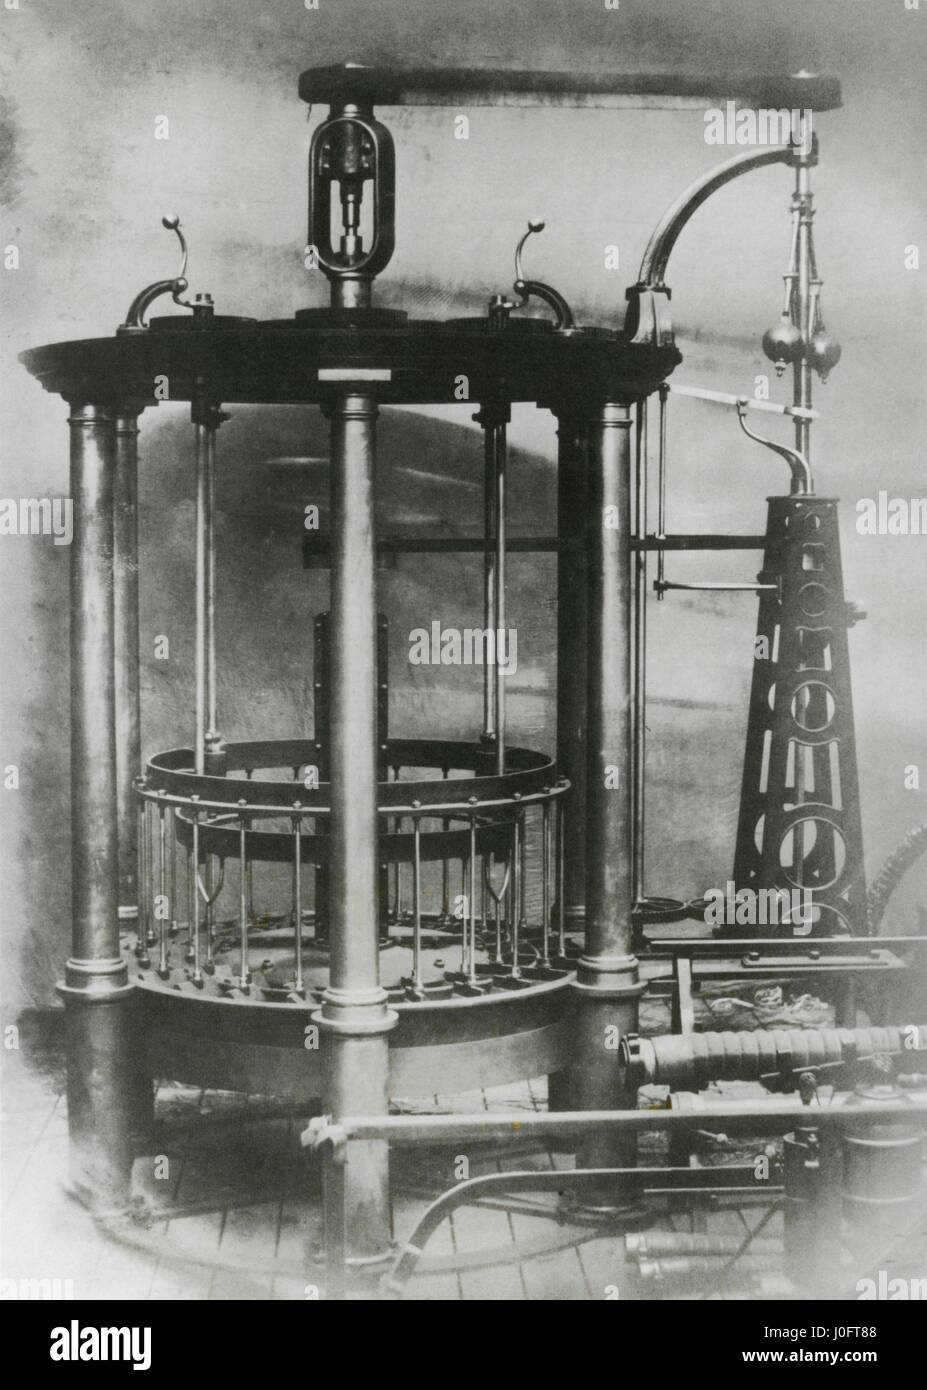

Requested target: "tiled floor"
[{"left": 3, "top": 1039, "right": 926, "bottom": 1300}]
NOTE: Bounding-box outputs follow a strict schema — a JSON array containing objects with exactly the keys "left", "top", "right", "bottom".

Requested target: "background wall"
[{"left": 1, "top": 0, "right": 925, "bottom": 1011}]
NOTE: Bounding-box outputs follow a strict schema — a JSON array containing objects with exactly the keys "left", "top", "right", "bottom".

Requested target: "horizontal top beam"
[{"left": 298, "top": 64, "right": 842, "bottom": 111}]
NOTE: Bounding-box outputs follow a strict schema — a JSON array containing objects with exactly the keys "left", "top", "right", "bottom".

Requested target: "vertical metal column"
[
  {"left": 315, "top": 391, "right": 397, "bottom": 1267},
  {"left": 569, "top": 401, "right": 642, "bottom": 1185},
  {"left": 113, "top": 407, "right": 142, "bottom": 918},
  {"left": 58, "top": 402, "right": 149, "bottom": 1211},
  {"left": 555, "top": 414, "right": 587, "bottom": 933}
]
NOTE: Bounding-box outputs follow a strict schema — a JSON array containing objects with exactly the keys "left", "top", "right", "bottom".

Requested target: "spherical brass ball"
[
  {"left": 762, "top": 316, "right": 804, "bottom": 377},
  {"left": 808, "top": 330, "right": 842, "bottom": 381}
]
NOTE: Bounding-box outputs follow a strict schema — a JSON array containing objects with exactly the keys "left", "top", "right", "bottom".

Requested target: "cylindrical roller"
[
  {"left": 621, "top": 1025, "right": 927, "bottom": 1091},
  {"left": 626, "top": 1232, "right": 782, "bottom": 1259},
  {"left": 637, "top": 1254, "right": 781, "bottom": 1282}
]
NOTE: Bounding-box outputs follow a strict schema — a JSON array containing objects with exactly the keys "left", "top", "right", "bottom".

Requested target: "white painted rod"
[{"left": 667, "top": 382, "right": 819, "bottom": 420}]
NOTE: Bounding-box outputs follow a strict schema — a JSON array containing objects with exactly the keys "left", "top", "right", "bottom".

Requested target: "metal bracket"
[{"left": 302, "top": 1114, "right": 349, "bottom": 1159}]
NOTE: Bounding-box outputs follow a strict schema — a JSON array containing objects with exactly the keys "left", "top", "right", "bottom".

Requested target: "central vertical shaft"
[
  {"left": 569, "top": 400, "right": 642, "bottom": 1184},
  {"left": 317, "top": 390, "right": 397, "bottom": 1265},
  {"left": 328, "top": 392, "right": 380, "bottom": 996}
]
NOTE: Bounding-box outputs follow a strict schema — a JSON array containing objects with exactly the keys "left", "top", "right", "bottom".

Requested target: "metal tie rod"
[
  {"left": 667, "top": 382, "right": 818, "bottom": 420},
  {"left": 655, "top": 580, "right": 778, "bottom": 593}
]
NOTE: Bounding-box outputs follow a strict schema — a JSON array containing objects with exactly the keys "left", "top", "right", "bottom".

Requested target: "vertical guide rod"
[
  {"left": 293, "top": 813, "right": 303, "bottom": 993},
  {"left": 481, "top": 422, "right": 496, "bottom": 745},
  {"left": 511, "top": 814, "right": 522, "bottom": 978},
  {"left": 205, "top": 420, "right": 218, "bottom": 752},
  {"left": 556, "top": 798, "right": 565, "bottom": 957},
  {"left": 184, "top": 841, "right": 194, "bottom": 963},
  {"left": 193, "top": 412, "right": 209, "bottom": 775},
  {"left": 632, "top": 398, "right": 648, "bottom": 906},
  {"left": 169, "top": 807, "right": 177, "bottom": 937},
  {"left": 541, "top": 802, "right": 551, "bottom": 968},
  {"left": 468, "top": 815, "right": 478, "bottom": 986},
  {"left": 411, "top": 819, "right": 423, "bottom": 993},
  {"left": 144, "top": 803, "right": 155, "bottom": 948},
  {"left": 656, "top": 384, "right": 669, "bottom": 599},
  {"left": 157, "top": 802, "right": 168, "bottom": 976},
  {"left": 191, "top": 812, "right": 202, "bottom": 986},
  {"left": 479, "top": 403, "right": 510, "bottom": 775},
  {"left": 555, "top": 415, "right": 588, "bottom": 931},
  {"left": 193, "top": 396, "right": 224, "bottom": 772},
  {"left": 136, "top": 802, "right": 150, "bottom": 966},
  {"left": 239, "top": 816, "right": 250, "bottom": 989},
  {"left": 113, "top": 408, "right": 142, "bottom": 916},
  {"left": 493, "top": 412, "right": 508, "bottom": 776}
]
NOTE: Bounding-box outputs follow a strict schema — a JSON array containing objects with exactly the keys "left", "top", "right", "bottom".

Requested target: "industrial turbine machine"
[{"left": 21, "top": 62, "right": 927, "bottom": 1299}]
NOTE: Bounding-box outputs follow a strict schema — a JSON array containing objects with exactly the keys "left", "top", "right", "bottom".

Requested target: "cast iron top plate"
[{"left": 19, "top": 314, "right": 681, "bottom": 410}]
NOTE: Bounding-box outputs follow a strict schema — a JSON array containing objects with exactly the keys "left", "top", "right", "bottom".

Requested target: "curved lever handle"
[
  {"left": 514, "top": 218, "right": 545, "bottom": 283},
  {"left": 736, "top": 399, "right": 813, "bottom": 496},
  {"left": 120, "top": 215, "right": 195, "bottom": 330},
  {"left": 162, "top": 213, "right": 189, "bottom": 280},
  {"left": 511, "top": 219, "right": 576, "bottom": 330}
]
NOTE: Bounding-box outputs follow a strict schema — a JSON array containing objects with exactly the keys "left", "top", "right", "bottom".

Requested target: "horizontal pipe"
[
  {"left": 637, "top": 534, "right": 767, "bottom": 551},
  {"left": 306, "top": 535, "right": 560, "bottom": 557},
  {"left": 306, "top": 533, "right": 770, "bottom": 558},
  {"left": 304, "top": 1096, "right": 927, "bottom": 1149}
]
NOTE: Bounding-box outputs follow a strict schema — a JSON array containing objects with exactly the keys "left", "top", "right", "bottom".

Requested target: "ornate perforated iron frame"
[{"left": 733, "top": 495, "right": 866, "bottom": 936}]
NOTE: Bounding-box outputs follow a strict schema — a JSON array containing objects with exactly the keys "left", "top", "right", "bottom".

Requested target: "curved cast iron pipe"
[
  {"left": 383, "top": 1165, "right": 780, "bottom": 1298},
  {"left": 636, "top": 146, "right": 794, "bottom": 288}
]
